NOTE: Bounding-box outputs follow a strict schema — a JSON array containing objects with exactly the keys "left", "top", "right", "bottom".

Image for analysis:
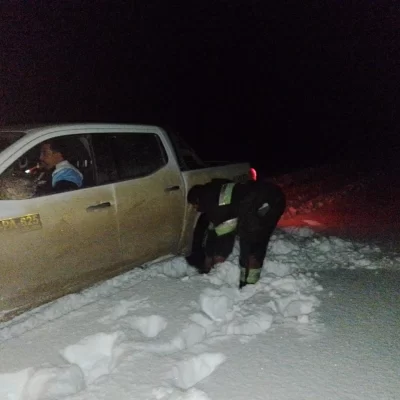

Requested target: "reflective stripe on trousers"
[{"left": 240, "top": 267, "right": 261, "bottom": 284}]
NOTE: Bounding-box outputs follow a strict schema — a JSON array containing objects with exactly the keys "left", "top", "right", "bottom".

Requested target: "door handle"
[
  {"left": 164, "top": 185, "right": 180, "bottom": 192},
  {"left": 86, "top": 202, "right": 112, "bottom": 212}
]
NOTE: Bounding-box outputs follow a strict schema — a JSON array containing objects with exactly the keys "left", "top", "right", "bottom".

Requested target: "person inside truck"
[
  {"left": 187, "top": 178, "right": 286, "bottom": 288},
  {"left": 38, "top": 138, "right": 84, "bottom": 193}
]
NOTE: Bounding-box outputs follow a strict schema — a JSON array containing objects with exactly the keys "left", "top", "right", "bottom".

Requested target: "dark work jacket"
[
  {"left": 196, "top": 179, "right": 238, "bottom": 227},
  {"left": 197, "top": 179, "right": 286, "bottom": 235}
]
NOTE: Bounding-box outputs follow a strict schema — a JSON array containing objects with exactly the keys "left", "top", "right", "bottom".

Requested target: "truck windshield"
[{"left": 0, "top": 132, "right": 25, "bottom": 152}]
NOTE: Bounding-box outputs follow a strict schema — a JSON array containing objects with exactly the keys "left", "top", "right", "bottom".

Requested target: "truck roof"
[{"left": 0, "top": 123, "right": 163, "bottom": 135}]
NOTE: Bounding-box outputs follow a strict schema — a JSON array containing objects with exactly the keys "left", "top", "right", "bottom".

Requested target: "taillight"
[{"left": 249, "top": 168, "right": 257, "bottom": 181}]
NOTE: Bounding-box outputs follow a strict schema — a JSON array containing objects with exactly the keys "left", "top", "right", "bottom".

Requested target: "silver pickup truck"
[{"left": 0, "top": 123, "right": 254, "bottom": 321}]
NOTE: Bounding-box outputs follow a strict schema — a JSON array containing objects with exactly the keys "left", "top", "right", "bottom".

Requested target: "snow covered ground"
[{"left": 1, "top": 163, "right": 400, "bottom": 400}]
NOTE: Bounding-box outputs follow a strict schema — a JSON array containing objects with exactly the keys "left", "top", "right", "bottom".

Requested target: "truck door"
[
  {"left": 0, "top": 133, "right": 120, "bottom": 317},
  {"left": 91, "top": 131, "right": 185, "bottom": 266}
]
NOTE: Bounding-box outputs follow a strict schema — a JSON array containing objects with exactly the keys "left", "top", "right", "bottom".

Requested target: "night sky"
[{"left": 1, "top": 1, "right": 399, "bottom": 174}]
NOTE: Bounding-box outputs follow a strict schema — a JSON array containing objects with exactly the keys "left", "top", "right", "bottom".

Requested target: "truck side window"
[
  {"left": 168, "top": 132, "right": 206, "bottom": 171},
  {"left": 91, "top": 133, "right": 168, "bottom": 184},
  {"left": 110, "top": 133, "right": 168, "bottom": 180},
  {"left": 90, "top": 134, "right": 119, "bottom": 185},
  {"left": 0, "top": 135, "right": 92, "bottom": 199}
]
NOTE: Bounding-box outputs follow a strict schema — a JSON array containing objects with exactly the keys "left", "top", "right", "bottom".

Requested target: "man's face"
[{"left": 39, "top": 144, "right": 62, "bottom": 170}]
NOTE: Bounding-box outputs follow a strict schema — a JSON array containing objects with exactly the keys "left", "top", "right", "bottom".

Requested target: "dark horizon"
[{"left": 1, "top": 1, "right": 399, "bottom": 174}]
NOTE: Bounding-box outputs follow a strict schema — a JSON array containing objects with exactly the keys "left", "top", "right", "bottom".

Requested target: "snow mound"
[
  {"left": 225, "top": 310, "right": 274, "bottom": 335},
  {"left": 153, "top": 257, "right": 197, "bottom": 278},
  {"left": 127, "top": 315, "right": 168, "bottom": 338},
  {"left": 22, "top": 364, "right": 85, "bottom": 400},
  {"left": 171, "top": 352, "right": 227, "bottom": 390},
  {"left": 0, "top": 364, "right": 85, "bottom": 400},
  {"left": 61, "top": 331, "right": 124, "bottom": 384},
  {"left": 207, "top": 261, "right": 240, "bottom": 287},
  {"left": 270, "top": 229, "right": 399, "bottom": 271},
  {"left": 153, "top": 386, "right": 211, "bottom": 400},
  {"left": 171, "top": 323, "right": 208, "bottom": 351},
  {"left": 199, "top": 288, "right": 235, "bottom": 321},
  {"left": 0, "top": 368, "right": 34, "bottom": 400}
]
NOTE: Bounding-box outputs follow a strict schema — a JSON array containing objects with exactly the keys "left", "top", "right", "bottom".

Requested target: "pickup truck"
[{"left": 0, "top": 123, "right": 254, "bottom": 321}]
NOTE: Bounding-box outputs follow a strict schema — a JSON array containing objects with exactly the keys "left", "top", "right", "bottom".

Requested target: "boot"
[
  {"left": 198, "top": 255, "right": 225, "bottom": 274},
  {"left": 239, "top": 255, "right": 262, "bottom": 288},
  {"left": 198, "top": 258, "right": 211, "bottom": 274},
  {"left": 240, "top": 267, "right": 261, "bottom": 288}
]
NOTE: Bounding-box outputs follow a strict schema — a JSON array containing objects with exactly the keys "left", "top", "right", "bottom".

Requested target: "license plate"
[{"left": 0, "top": 213, "right": 42, "bottom": 233}]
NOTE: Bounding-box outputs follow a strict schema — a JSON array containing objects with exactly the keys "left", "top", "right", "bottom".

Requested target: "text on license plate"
[{"left": 0, "top": 213, "right": 42, "bottom": 232}]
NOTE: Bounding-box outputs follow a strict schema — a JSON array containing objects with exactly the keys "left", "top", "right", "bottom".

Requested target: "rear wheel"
[{"left": 185, "top": 213, "right": 209, "bottom": 269}]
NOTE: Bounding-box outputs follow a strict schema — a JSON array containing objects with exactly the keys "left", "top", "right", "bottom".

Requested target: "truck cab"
[{"left": 0, "top": 123, "right": 252, "bottom": 321}]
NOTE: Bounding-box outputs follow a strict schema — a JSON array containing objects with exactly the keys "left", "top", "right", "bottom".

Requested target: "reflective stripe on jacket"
[{"left": 209, "top": 183, "right": 238, "bottom": 236}]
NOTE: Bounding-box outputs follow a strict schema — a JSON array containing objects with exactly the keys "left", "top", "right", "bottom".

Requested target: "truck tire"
[{"left": 185, "top": 213, "right": 209, "bottom": 269}]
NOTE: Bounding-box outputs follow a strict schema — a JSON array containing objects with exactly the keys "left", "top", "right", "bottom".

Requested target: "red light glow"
[{"left": 249, "top": 168, "right": 257, "bottom": 181}]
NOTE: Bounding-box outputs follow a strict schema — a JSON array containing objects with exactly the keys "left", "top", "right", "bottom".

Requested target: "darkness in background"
[{"left": 1, "top": 1, "right": 399, "bottom": 175}]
